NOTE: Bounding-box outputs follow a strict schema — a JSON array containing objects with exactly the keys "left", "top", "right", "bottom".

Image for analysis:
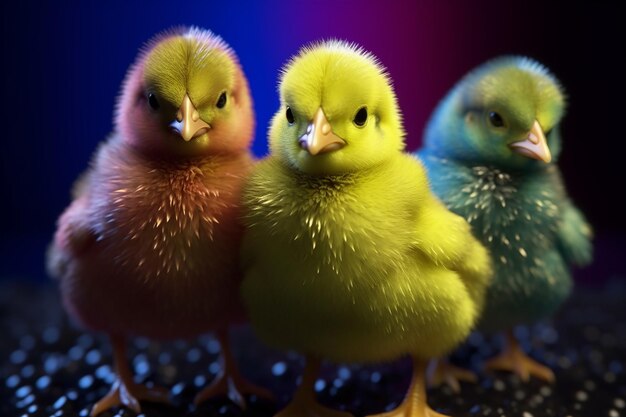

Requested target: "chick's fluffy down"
[{"left": 241, "top": 154, "right": 490, "bottom": 363}]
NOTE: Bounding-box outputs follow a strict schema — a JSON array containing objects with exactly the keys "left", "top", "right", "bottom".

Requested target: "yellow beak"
[
  {"left": 298, "top": 108, "right": 346, "bottom": 155},
  {"left": 509, "top": 120, "right": 552, "bottom": 163},
  {"left": 170, "top": 94, "right": 211, "bottom": 142}
]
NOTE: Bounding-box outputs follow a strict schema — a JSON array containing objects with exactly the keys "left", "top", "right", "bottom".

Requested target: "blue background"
[{"left": 1, "top": 1, "right": 624, "bottom": 283}]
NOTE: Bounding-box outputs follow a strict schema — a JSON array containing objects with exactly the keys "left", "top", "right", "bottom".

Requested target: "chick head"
[
  {"left": 425, "top": 56, "right": 565, "bottom": 169},
  {"left": 270, "top": 40, "right": 405, "bottom": 175},
  {"left": 116, "top": 27, "right": 254, "bottom": 158}
]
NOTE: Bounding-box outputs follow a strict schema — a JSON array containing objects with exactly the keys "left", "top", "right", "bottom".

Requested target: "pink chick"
[{"left": 47, "top": 27, "right": 271, "bottom": 415}]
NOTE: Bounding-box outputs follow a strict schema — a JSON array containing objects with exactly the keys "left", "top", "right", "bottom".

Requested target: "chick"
[
  {"left": 47, "top": 27, "right": 271, "bottom": 415},
  {"left": 240, "top": 41, "right": 491, "bottom": 417},
  {"left": 418, "top": 56, "right": 593, "bottom": 383}
]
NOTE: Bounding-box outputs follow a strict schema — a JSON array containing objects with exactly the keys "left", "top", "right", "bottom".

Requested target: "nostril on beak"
[{"left": 298, "top": 137, "right": 308, "bottom": 150}]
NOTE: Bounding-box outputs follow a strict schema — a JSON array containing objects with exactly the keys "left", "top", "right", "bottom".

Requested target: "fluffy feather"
[
  {"left": 241, "top": 40, "right": 491, "bottom": 364},
  {"left": 49, "top": 26, "right": 254, "bottom": 339},
  {"left": 47, "top": 27, "right": 261, "bottom": 414},
  {"left": 418, "top": 56, "right": 592, "bottom": 332}
]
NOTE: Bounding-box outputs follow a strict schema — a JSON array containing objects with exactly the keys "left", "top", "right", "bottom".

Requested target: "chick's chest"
[{"left": 453, "top": 165, "right": 563, "bottom": 256}]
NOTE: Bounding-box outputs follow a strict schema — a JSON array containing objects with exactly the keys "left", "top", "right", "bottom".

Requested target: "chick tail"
[
  {"left": 45, "top": 242, "right": 64, "bottom": 280},
  {"left": 557, "top": 204, "right": 593, "bottom": 267}
]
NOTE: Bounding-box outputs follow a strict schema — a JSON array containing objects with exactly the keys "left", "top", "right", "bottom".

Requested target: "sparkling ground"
[{"left": 1, "top": 280, "right": 625, "bottom": 417}]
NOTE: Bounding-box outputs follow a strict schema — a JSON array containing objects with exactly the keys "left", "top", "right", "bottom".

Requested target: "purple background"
[{"left": 1, "top": 1, "right": 624, "bottom": 283}]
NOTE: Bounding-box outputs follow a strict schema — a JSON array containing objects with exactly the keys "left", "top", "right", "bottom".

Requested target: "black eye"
[
  {"left": 488, "top": 111, "right": 504, "bottom": 128},
  {"left": 353, "top": 107, "right": 367, "bottom": 127},
  {"left": 286, "top": 107, "right": 295, "bottom": 124},
  {"left": 216, "top": 92, "right": 227, "bottom": 109},
  {"left": 148, "top": 93, "right": 160, "bottom": 110}
]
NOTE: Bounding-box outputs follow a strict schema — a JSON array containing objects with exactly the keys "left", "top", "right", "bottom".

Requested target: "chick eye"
[
  {"left": 353, "top": 107, "right": 368, "bottom": 127},
  {"left": 488, "top": 111, "right": 505, "bottom": 128},
  {"left": 286, "top": 107, "right": 295, "bottom": 124},
  {"left": 216, "top": 92, "right": 227, "bottom": 109},
  {"left": 148, "top": 93, "right": 160, "bottom": 111}
]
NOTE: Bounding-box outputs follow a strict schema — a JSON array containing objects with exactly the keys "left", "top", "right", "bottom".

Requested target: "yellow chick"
[{"left": 240, "top": 41, "right": 492, "bottom": 417}]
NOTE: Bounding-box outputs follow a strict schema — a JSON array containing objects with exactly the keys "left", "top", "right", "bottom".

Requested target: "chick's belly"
[
  {"left": 242, "top": 253, "right": 477, "bottom": 364},
  {"left": 61, "top": 236, "right": 244, "bottom": 340},
  {"left": 477, "top": 250, "right": 572, "bottom": 332}
]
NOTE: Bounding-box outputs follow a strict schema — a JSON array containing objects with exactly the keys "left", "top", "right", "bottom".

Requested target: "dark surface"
[{"left": 1, "top": 280, "right": 625, "bottom": 417}]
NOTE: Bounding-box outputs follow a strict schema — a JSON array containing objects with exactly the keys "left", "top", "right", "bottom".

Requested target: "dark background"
[{"left": 1, "top": 1, "right": 624, "bottom": 284}]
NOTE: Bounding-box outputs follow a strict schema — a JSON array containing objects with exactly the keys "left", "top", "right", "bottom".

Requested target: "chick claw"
[
  {"left": 427, "top": 359, "right": 478, "bottom": 393},
  {"left": 485, "top": 350, "right": 555, "bottom": 382},
  {"left": 193, "top": 371, "right": 274, "bottom": 409},
  {"left": 368, "top": 358, "right": 449, "bottom": 417},
  {"left": 368, "top": 406, "right": 448, "bottom": 417},
  {"left": 90, "top": 379, "right": 171, "bottom": 416},
  {"left": 484, "top": 332, "right": 555, "bottom": 383}
]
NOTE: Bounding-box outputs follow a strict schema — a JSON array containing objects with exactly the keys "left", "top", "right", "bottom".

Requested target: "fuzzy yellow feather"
[{"left": 240, "top": 40, "right": 491, "bottom": 417}]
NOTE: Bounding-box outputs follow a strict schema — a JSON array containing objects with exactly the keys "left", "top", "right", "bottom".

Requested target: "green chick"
[
  {"left": 418, "top": 56, "right": 593, "bottom": 383},
  {"left": 241, "top": 41, "right": 492, "bottom": 417}
]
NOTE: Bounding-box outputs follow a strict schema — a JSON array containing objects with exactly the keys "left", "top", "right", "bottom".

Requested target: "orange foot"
[
  {"left": 194, "top": 370, "right": 274, "bottom": 409},
  {"left": 368, "top": 406, "right": 447, "bottom": 417},
  {"left": 427, "top": 358, "right": 478, "bottom": 393},
  {"left": 91, "top": 379, "right": 170, "bottom": 416},
  {"left": 367, "top": 357, "right": 448, "bottom": 417},
  {"left": 275, "top": 356, "right": 353, "bottom": 417},
  {"left": 194, "top": 330, "right": 274, "bottom": 409},
  {"left": 484, "top": 331, "right": 555, "bottom": 383}
]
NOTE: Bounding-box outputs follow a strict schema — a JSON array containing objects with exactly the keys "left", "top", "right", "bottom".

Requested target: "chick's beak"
[
  {"left": 299, "top": 108, "right": 346, "bottom": 155},
  {"left": 509, "top": 120, "right": 552, "bottom": 163},
  {"left": 170, "top": 94, "right": 211, "bottom": 142}
]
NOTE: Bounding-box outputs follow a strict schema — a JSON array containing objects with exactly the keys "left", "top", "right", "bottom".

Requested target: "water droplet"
[
  {"left": 194, "top": 375, "right": 206, "bottom": 387},
  {"left": 207, "top": 339, "right": 221, "bottom": 354},
  {"left": 186, "top": 348, "right": 201, "bottom": 363},
  {"left": 42, "top": 327, "right": 60, "bottom": 344},
  {"left": 370, "top": 372, "right": 381, "bottom": 383},
  {"left": 78, "top": 375, "right": 93, "bottom": 389},
  {"left": 16, "top": 385, "right": 32, "bottom": 398},
  {"left": 53, "top": 395, "right": 67, "bottom": 410},
  {"left": 85, "top": 349, "right": 102, "bottom": 365},
  {"left": 271, "top": 362, "right": 287, "bottom": 376},
  {"left": 171, "top": 382, "right": 184, "bottom": 396},
  {"left": 209, "top": 362, "right": 221, "bottom": 375},
  {"left": 6, "top": 375, "right": 20, "bottom": 388},
  {"left": 337, "top": 367, "right": 351, "bottom": 380},
  {"left": 314, "top": 379, "right": 326, "bottom": 392},
  {"left": 21, "top": 365, "right": 35, "bottom": 378},
  {"left": 10, "top": 350, "right": 27, "bottom": 364},
  {"left": 36, "top": 375, "right": 50, "bottom": 390}
]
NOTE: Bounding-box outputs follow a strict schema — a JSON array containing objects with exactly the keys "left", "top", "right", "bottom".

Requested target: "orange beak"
[
  {"left": 509, "top": 120, "right": 552, "bottom": 163},
  {"left": 170, "top": 94, "right": 211, "bottom": 141},
  {"left": 298, "top": 108, "right": 346, "bottom": 155}
]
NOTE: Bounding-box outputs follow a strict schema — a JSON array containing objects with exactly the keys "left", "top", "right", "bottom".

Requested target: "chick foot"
[
  {"left": 276, "top": 356, "right": 353, "bottom": 417},
  {"left": 367, "top": 357, "right": 448, "bottom": 417},
  {"left": 427, "top": 358, "right": 478, "bottom": 393},
  {"left": 484, "top": 330, "right": 555, "bottom": 383},
  {"left": 194, "top": 331, "right": 274, "bottom": 408},
  {"left": 91, "top": 335, "right": 170, "bottom": 416},
  {"left": 91, "top": 380, "right": 170, "bottom": 416}
]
